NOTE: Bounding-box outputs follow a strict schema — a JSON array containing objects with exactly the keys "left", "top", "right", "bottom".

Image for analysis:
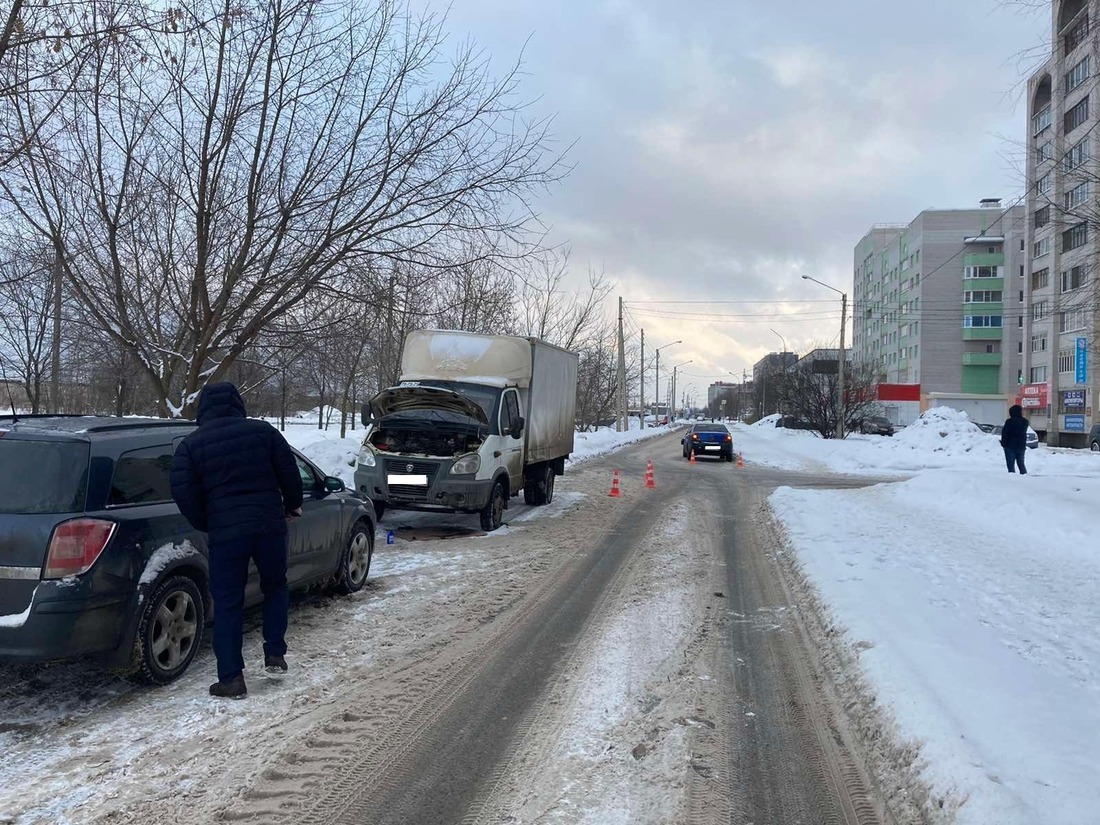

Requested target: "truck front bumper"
[{"left": 354, "top": 464, "right": 493, "bottom": 512}]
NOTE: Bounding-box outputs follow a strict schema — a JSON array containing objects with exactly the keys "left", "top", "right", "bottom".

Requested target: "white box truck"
[{"left": 353, "top": 330, "right": 578, "bottom": 531}]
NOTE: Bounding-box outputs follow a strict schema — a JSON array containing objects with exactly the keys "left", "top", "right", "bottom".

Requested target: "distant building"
[
  {"left": 852, "top": 202, "right": 1026, "bottom": 399},
  {"left": 752, "top": 352, "right": 798, "bottom": 417}
]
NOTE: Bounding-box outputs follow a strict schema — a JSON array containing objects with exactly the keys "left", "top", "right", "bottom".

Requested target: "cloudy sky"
[{"left": 447, "top": 0, "right": 1048, "bottom": 404}]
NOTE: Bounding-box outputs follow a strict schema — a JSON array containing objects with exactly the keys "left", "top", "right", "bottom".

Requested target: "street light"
[
  {"left": 670, "top": 360, "right": 693, "bottom": 424},
  {"left": 654, "top": 340, "right": 681, "bottom": 424},
  {"left": 801, "top": 275, "right": 848, "bottom": 439}
]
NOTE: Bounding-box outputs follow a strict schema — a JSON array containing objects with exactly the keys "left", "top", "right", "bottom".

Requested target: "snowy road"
[{"left": 1, "top": 430, "right": 917, "bottom": 825}]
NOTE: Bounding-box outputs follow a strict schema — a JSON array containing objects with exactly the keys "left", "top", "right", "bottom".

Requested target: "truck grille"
[{"left": 383, "top": 458, "right": 440, "bottom": 503}]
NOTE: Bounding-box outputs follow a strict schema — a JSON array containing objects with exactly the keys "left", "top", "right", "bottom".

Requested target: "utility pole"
[
  {"left": 616, "top": 296, "right": 626, "bottom": 432},
  {"left": 639, "top": 328, "right": 645, "bottom": 429},
  {"left": 837, "top": 292, "right": 847, "bottom": 439}
]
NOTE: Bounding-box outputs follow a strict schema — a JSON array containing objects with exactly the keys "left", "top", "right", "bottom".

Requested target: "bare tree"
[
  {"left": 4, "top": 0, "right": 563, "bottom": 417},
  {"left": 773, "top": 352, "right": 881, "bottom": 439}
]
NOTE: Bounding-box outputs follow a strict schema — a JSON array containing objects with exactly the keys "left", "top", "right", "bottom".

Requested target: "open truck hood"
[{"left": 367, "top": 385, "right": 488, "bottom": 425}]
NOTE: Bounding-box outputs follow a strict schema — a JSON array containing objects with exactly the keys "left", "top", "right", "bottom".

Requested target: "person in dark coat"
[
  {"left": 170, "top": 382, "right": 304, "bottom": 699},
  {"left": 1000, "top": 404, "right": 1030, "bottom": 475}
]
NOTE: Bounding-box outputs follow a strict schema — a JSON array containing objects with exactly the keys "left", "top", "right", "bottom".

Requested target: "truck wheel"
[
  {"left": 127, "top": 574, "right": 204, "bottom": 685},
  {"left": 523, "top": 476, "right": 539, "bottom": 506},
  {"left": 540, "top": 465, "right": 556, "bottom": 505},
  {"left": 480, "top": 481, "right": 505, "bottom": 532}
]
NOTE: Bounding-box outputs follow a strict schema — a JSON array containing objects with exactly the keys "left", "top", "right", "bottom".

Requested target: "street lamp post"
[
  {"left": 801, "top": 275, "right": 848, "bottom": 439},
  {"left": 654, "top": 340, "right": 682, "bottom": 425},
  {"left": 671, "top": 360, "right": 693, "bottom": 423},
  {"left": 771, "top": 328, "right": 788, "bottom": 418}
]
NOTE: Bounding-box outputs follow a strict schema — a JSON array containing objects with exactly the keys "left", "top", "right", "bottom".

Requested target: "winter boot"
[
  {"left": 209, "top": 674, "right": 247, "bottom": 699},
  {"left": 264, "top": 654, "right": 288, "bottom": 675}
]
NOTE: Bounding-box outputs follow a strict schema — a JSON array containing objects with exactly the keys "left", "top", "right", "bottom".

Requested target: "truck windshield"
[
  {"left": 418, "top": 381, "right": 502, "bottom": 430},
  {"left": 0, "top": 439, "right": 90, "bottom": 514}
]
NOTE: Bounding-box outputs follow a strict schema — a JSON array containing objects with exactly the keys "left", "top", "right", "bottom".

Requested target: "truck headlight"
[
  {"left": 357, "top": 446, "right": 377, "bottom": 468},
  {"left": 450, "top": 453, "right": 480, "bottom": 475}
]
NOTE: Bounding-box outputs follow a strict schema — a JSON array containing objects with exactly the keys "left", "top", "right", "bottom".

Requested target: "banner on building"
[
  {"left": 1063, "top": 389, "right": 1086, "bottom": 409},
  {"left": 877, "top": 383, "right": 921, "bottom": 402},
  {"left": 1017, "top": 382, "right": 1049, "bottom": 409},
  {"left": 1064, "top": 414, "right": 1086, "bottom": 432},
  {"left": 1077, "top": 337, "right": 1088, "bottom": 385}
]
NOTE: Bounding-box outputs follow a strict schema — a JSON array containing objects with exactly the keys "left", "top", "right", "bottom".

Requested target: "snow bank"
[
  {"left": 771, "top": 472, "right": 1100, "bottom": 824},
  {"left": 752, "top": 413, "right": 782, "bottom": 428},
  {"left": 569, "top": 424, "right": 677, "bottom": 466}
]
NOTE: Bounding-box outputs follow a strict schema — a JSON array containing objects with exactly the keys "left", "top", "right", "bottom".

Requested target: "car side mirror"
[
  {"left": 324, "top": 476, "right": 346, "bottom": 493},
  {"left": 511, "top": 416, "right": 525, "bottom": 438}
]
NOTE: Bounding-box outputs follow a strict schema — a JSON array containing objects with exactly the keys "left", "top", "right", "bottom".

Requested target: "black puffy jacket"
[
  {"left": 1000, "top": 405, "right": 1029, "bottom": 450},
  {"left": 170, "top": 382, "right": 304, "bottom": 541}
]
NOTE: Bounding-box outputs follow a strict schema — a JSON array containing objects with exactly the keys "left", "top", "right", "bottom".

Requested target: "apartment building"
[
  {"left": 852, "top": 203, "right": 1027, "bottom": 408},
  {"left": 1024, "top": 0, "right": 1097, "bottom": 447}
]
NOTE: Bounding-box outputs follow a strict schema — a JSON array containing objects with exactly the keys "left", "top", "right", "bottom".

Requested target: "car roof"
[{"left": 0, "top": 415, "right": 196, "bottom": 438}]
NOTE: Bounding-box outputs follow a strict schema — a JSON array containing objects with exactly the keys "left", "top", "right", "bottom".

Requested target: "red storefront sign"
[
  {"left": 877, "top": 383, "right": 921, "bottom": 402},
  {"left": 1017, "top": 383, "right": 1049, "bottom": 409}
]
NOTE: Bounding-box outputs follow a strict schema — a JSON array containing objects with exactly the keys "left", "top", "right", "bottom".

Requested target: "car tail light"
[{"left": 43, "top": 519, "right": 117, "bottom": 579}]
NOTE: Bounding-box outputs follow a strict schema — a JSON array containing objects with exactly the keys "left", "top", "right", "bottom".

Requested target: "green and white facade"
[{"left": 852, "top": 203, "right": 1026, "bottom": 404}]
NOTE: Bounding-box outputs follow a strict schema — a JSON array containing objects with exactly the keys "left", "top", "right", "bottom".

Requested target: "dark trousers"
[
  {"left": 208, "top": 533, "right": 289, "bottom": 681},
  {"left": 1003, "top": 446, "right": 1027, "bottom": 475}
]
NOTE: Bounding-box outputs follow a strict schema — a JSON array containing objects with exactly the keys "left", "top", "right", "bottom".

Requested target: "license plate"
[
  {"left": 387, "top": 474, "right": 428, "bottom": 485},
  {"left": 704, "top": 445, "right": 720, "bottom": 451}
]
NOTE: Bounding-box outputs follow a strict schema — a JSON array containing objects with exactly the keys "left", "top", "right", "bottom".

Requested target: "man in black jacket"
[
  {"left": 170, "top": 382, "right": 304, "bottom": 698},
  {"left": 1000, "top": 404, "right": 1030, "bottom": 475}
]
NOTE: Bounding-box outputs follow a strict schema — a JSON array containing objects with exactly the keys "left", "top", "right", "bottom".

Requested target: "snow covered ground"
[{"left": 739, "top": 408, "right": 1100, "bottom": 824}]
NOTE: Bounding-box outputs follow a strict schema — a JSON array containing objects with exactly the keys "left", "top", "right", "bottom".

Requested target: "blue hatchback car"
[{"left": 0, "top": 416, "right": 375, "bottom": 684}]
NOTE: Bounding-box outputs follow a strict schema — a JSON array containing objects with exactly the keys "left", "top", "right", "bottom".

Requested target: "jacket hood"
[
  {"left": 197, "top": 382, "right": 247, "bottom": 424},
  {"left": 1009, "top": 404, "right": 1024, "bottom": 418}
]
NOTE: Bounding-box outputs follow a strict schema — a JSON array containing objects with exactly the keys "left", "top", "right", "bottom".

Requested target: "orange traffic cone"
[
  {"left": 689, "top": 450, "right": 696, "bottom": 465},
  {"left": 645, "top": 459, "right": 656, "bottom": 489},
  {"left": 736, "top": 452, "right": 744, "bottom": 468},
  {"left": 609, "top": 469, "right": 622, "bottom": 497}
]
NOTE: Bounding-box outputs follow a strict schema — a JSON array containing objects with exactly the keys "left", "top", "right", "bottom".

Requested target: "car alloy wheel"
[
  {"left": 338, "top": 524, "right": 373, "bottom": 594},
  {"left": 130, "top": 574, "right": 205, "bottom": 685}
]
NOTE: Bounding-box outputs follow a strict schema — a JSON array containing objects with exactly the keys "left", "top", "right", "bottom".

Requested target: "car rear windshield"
[{"left": 0, "top": 438, "right": 89, "bottom": 514}]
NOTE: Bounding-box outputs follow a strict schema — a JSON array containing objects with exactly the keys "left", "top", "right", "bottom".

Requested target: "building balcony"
[
  {"left": 963, "top": 253, "right": 1005, "bottom": 267},
  {"left": 963, "top": 302, "right": 1004, "bottom": 314},
  {"left": 963, "top": 352, "right": 1003, "bottom": 366},
  {"left": 962, "top": 328, "right": 1003, "bottom": 341},
  {"left": 962, "top": 277, "right": 1004, "bottom": 290}
]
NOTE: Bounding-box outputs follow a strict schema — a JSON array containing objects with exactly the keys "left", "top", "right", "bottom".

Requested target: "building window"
[
  {"left": 1030, "top": 365, "right": 1049, "bottom": 383},
  {"left": 1033, "top": 105, "right": 1053, "bottom": 135},
  {"left": 1066, "top": 56, "right": 1091, "bottom": 93},
  {"left": 1066, "top": 13, "right": 1090, "bottom": 54},
  {"left": 1032, "top": 300, "right": 1049, "bottom": 321},
  {"left": 1065, "top": 97, "right": 1089, "bottom": 133},
  {"left": 963, "top": 316, "right": 1003, "bottom": 328},
  {"left": 1034, "top": 205, "right": 1051, "bottom": 228},
  {"left": 1065, "top": 181, "right": 1090, "bottom": 210},
  {"left": 964, "top": 265, "right": 1002, "bottom": 279},
  {"left": 1032, "top": 268, "right": 1050, "bottom": 290},
  {"left": 1033, "top": 237, "right": 1052, "bottom": 258},
  {"left": 1018, "top": 341, "right": 1024, "bottom": 354},
  {"left": 1031, "top": 334, "right": 1048, "bottom": 352},
  {"left": 1036, "top": 173, "right": 1052, "bottom": 196},
  {"left": 1061, "top": 264, "right": 1086, "bottom": 292},
  {"left": 1036, "top": 141, "right": 1054, "bottom": 163},
  {"left": 1062, "top": 222, "right": 1089, "bottom": 252},
  {"left": 964, "top": 290, "right": 1003, "bottom": 303},
  {"left": 1063, "top": 137, "right": 1091, "bottom": 172},
  {"left": 1059, "top": 306, "right": 1088, "bottom": 332},
  {"left": 1058, "top": 349, "right": 1076, "bottom": 373}
]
